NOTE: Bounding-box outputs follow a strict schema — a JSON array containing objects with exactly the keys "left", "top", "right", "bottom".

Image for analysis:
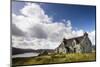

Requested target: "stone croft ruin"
[{"left": 55, "top": 32, "right": 92, "bottom": 53}]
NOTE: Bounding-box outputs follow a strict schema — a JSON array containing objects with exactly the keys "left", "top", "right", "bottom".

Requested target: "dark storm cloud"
[
  {"left": 12, "top": 23, "right": 25, "bottom": 36},
  {"left": 29, "top": 24, "right": 48, "bottom": 39}
]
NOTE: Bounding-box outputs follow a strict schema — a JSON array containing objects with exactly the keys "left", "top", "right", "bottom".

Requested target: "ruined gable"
[{"left": 55, "top": 42, "right": 66, "bottom": 53}]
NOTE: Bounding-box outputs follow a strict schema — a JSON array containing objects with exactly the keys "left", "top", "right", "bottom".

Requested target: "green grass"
[{"left": 12, "top": 52, "right": 96, "bottom": 66}]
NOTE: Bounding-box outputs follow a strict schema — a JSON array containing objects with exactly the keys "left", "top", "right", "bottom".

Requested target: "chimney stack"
[{"left": 84, "top": 32, "right": 88, "bottom": 37}]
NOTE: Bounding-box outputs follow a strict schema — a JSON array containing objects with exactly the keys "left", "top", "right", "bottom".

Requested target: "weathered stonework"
[{"left": 55, "top": 32, "right": 92, "bottom": 53}]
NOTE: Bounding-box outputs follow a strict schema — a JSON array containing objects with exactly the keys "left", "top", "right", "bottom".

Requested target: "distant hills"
[
  {"left": 12, "top": 47, "right": 35, "bottom": 55},
  {"left": 12, "top": 47, "right": 54, "bottom": 55}
]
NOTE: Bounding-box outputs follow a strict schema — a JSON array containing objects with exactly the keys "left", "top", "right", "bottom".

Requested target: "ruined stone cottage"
[{"left": 55, "top": 32, "right": 92, "bottom": 53}]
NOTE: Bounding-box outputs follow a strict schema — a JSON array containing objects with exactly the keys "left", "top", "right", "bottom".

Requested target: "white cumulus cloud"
[{"left": 88, "top": 30, "right": 95, "bottom": 45}]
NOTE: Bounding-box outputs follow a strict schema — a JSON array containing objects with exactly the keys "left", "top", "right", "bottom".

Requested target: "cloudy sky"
[{"left": 12, "top": 1, "right": 96, "bottom": 50}]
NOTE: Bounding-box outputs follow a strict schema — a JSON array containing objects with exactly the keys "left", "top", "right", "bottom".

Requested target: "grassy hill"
[{"left": 12, "top": 52, "right": 96, "bottom": 66}]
